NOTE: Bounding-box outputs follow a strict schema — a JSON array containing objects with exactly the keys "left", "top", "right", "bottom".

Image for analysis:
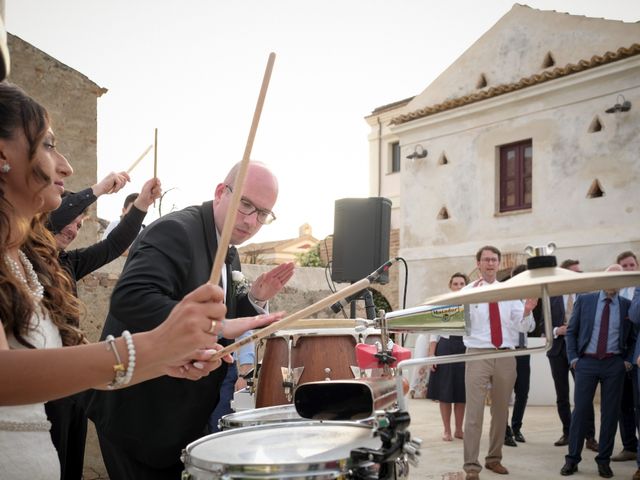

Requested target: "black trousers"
[
  {"left": 98, "top": 431, "right": 183, "bottom": 480},
  {"left": 548, "top": 351, "right": 596, "bottom": 438},
  {"left": 618, "top": 369, "right": 638, "bottom": 452},
  {"left": 510, "top": 353, "right": 531, "bottom": 433},
  {"left": 45, "top": 394, "right": 88, "bottom": 480}
]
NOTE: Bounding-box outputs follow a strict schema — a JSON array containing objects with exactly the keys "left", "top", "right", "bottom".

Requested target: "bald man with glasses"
[{"left": 86, "top": 161, "right": 294, "bottom": 480}]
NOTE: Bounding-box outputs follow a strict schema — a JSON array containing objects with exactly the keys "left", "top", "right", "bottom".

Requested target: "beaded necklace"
[{"left": 4, "top": 250, "right": 45, "bottom": 302}]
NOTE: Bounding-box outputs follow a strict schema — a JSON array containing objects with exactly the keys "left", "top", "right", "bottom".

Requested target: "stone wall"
[{"left": 7, "top": 33, "right": 105, "bottom": 246}]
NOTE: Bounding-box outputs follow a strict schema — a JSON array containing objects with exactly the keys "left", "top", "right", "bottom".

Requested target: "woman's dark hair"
[
  {"left": 449, "top": 272, "right": 469, "bottom": 287},
  {"left": 0, "top": 82, "right": 84, "bottom": 347}
]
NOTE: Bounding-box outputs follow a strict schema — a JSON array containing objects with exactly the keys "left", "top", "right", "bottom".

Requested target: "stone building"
[
  {"left": 7, "top": 33, "right": 107, "bottom": 245},
  {"left": 366, "top": 4, "right": 640, "bottom": 307},
  {"left": 239, "top": 223, "right": 320, "bottom": 265}
]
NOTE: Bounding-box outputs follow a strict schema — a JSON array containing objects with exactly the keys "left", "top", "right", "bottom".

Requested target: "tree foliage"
[{"left": 297, "top": 244, "right": 324, "bottom": 267}]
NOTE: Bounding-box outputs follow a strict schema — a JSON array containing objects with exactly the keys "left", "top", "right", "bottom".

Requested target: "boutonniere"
[{"left": 231, "top": 270, "right": 250, "bottom": 296}]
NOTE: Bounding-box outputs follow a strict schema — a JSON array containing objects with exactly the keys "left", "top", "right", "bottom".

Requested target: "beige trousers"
[{"left": 463, "top": 349, "right": 517, "bottom": 473}]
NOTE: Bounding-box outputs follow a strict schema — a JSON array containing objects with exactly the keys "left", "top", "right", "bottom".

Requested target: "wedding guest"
[
  {"left": 101, "top": 192, "right": 139, "bottom": 240},
  {"left": 630, "top": 285, "right": 640, "bottom": 480},
  {"left": 45, "top": 174, "right": 160, "bottom": 480},
  {"left": 427, "top": 272, "right": 469, "bottom": 441},
  {"left": 561, "top": 264, "right": 634, "bottom": 478},
  {"left": 504, "top": 264, "right": 537, "bottom": 447},
  {"left": 0, "top": 81, "right": 281, "bottom": 479},
  {"left": 409, "top": 334, "right": 429, "bottom": 399},
  {"left": 611, "top": 251, "right": 639, "bottom": 463},
  {"left": 47, "top": 170, "right": 130, "bottom": 237},
  {"left": 462, "top": 246, "right": 533, "bottom": 480},
  {"left": 85, "top": 161, "right": 295, "bottom": 479},
  {"left": 534, "top": 259, "right": 598, "bottom": 450}
]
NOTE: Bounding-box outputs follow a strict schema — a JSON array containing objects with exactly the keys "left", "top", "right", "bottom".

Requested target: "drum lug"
[
  {"left": 351, "top": 366, "right": 375, "bottom": 378},
  {"left": 180, "top": 450, "right": 191, "bottom": 480},
  {"left": 281, "top": 366, "right": 304, "bottom": 401}
]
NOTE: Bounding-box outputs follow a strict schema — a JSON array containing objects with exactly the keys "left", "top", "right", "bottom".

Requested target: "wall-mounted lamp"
[
  {"left": 605, "top": 94, "right": 632, "bottom": 114},
  {"left": 406, "top": 144, "right": 428, "bottom": 160}
]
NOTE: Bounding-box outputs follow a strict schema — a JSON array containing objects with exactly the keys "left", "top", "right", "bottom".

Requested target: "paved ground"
[{"left": 406, "top": 398, "right": 638, "bottom": 480}]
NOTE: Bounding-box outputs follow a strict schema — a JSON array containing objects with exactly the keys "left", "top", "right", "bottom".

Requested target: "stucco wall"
[{"left": 380, "top": 57, "right": 640, "bottom": 305}]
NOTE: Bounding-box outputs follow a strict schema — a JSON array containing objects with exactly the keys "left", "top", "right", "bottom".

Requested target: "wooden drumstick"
[
  {"left": 208, "top": 52, "right": 276, "bottom": 286},
  {"left": 153, "top": 128, "right": 158, "bottom": 207},
  {"left": 209, "top": 277, "right": 371, "bottom": 361},
  {"left": 125, "top": 145, "right": 153, "bottom": 174}
]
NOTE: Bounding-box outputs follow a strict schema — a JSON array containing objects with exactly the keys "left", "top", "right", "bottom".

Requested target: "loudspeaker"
[{"left": 331, "top": 197, "right": 391, "bottom": 284}]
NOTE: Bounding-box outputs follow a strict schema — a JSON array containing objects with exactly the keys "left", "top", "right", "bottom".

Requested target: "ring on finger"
[{"left": 208, "top": 320, "right": 217, "bottom": 334}]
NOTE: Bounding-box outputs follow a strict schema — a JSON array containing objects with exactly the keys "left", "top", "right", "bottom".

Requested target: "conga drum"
[{"left": 254, "top": 319, "right": 380, "bottom": 408}]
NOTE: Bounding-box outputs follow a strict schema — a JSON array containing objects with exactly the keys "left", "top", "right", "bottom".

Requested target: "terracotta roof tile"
[{"left": 390, "top": 43, "right": 640, "bottom": 126}]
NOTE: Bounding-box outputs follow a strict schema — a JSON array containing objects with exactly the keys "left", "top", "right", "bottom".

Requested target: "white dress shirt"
[{"left": 462, "top": 279, "right": 527, "bottom": 349}]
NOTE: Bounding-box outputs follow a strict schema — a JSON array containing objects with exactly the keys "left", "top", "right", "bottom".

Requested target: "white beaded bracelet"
[
  {"left": 105, "top": 331, "right": 136, "bottom": 389},
  {"left": 121, "top": 330, "right": 136, "bottom": 386}
]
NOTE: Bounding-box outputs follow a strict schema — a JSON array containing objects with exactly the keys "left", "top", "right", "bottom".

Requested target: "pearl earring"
[{"left": 0, "top": 162, "right": 10, "bottom": 174}]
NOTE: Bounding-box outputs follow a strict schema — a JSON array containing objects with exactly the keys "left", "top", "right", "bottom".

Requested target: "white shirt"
[
  {"left": 620, "top": 286, "right": 635, "bottom": 301},
  {"left": 462, "top": 279, "right": 527, "bottom": 349},
  {"left": 214, "top": 229, "right": 267, "bottom": 365},
  {"left": 101, "top": 219, "right": 120, "bottom": 240}
]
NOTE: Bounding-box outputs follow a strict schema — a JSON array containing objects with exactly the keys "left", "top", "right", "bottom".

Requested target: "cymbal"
[
  {"left": 422, "top": 267, "right": 640, "bottom": 305},
  {"left": 385, "top": 304, "right": 465, "bottom": 332}
]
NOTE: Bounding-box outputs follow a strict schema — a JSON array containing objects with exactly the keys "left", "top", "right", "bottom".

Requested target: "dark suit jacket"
[
  {"left": 544, "top": 296, "right": 568, "bottom": 357},
  {"left": 565, "top": 292, "right": 633, "bottom": 366},
  {"left": 84, "top": 201, "right": 258, "bottom": 467}
]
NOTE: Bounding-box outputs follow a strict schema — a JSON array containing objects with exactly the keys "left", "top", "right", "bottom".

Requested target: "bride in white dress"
[
  {"left": 0, "top": 255, "right": 63, "bottom": 478},
  {"left": 0, "top": 81, "right": 282, "bottom": 478}
]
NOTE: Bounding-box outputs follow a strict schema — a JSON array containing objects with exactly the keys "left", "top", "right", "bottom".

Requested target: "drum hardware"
[
  {"left": 280, "top": 336, "right": 303, "bottom": 401},
  {"left": 331, "top": 287, "right": 379, "bottom": 320},
  {"left": 294, "top": 378, "right": 406, "bottom": 421},
  {"left": 393, "top": 243, "right": 640, "bottom": 412},
  {"left": 349, "top": 410, "right": 420, "bottom": 480},
  {"left": 293, "top": 379, "right": 419, "bottom": 480},
  {"left": 350, "top": 366, "right": 372, "bottom": 378}
]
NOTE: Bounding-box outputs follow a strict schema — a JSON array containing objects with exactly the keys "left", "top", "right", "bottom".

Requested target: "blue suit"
[
  {"left": 630, "top": 287, "right": 640, "bottom": 363},
  {"left": 537, "top": 296, "right": 595, "bottom": 439},
  {"left": 628, "top": 287, "right": 640, "bottom": 467},
  {"left": 565, "top": 291, "right": 633, "bottom": 467}
]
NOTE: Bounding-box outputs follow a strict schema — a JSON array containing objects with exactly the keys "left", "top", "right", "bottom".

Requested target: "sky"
[{"left": 5, "top": 0, "right": 640, "bottom": 244}]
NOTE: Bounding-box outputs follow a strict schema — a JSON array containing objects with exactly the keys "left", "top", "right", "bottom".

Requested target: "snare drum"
[
  {"left": 219, "top": 404, "right": 304, "bottom": 430},
  {"left": 181, "top": 422, "right": 381, "bottom": 480},
  {"left": 219, "top": 404, "right": 375, "bottom": 431},
  {"left": 255, "top": 321, "right": 380, "bottom": 408}
]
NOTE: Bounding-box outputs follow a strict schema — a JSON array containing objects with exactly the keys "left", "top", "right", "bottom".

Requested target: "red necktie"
[
  {"left": 596, "top": 298, "right": 611, "bottom": 359},
  {"left": 489, "top": 302, "right": 503, "bottom": 348}
]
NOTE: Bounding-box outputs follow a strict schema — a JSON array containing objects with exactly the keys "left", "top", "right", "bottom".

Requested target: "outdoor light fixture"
[
  {"left": 406, "top": 144, "right": 428, "bottom": 160},
  {"left": 605, "top": 94, "right": 632, "bottom": 114}
]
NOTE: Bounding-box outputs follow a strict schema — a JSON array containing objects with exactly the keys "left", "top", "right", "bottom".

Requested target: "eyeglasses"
[
  {"left": 480, "top": 257, "right": 500, "bottom": 263},
  {"left": 224, "top": 185, "right": 276, "bottom": 225}
]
